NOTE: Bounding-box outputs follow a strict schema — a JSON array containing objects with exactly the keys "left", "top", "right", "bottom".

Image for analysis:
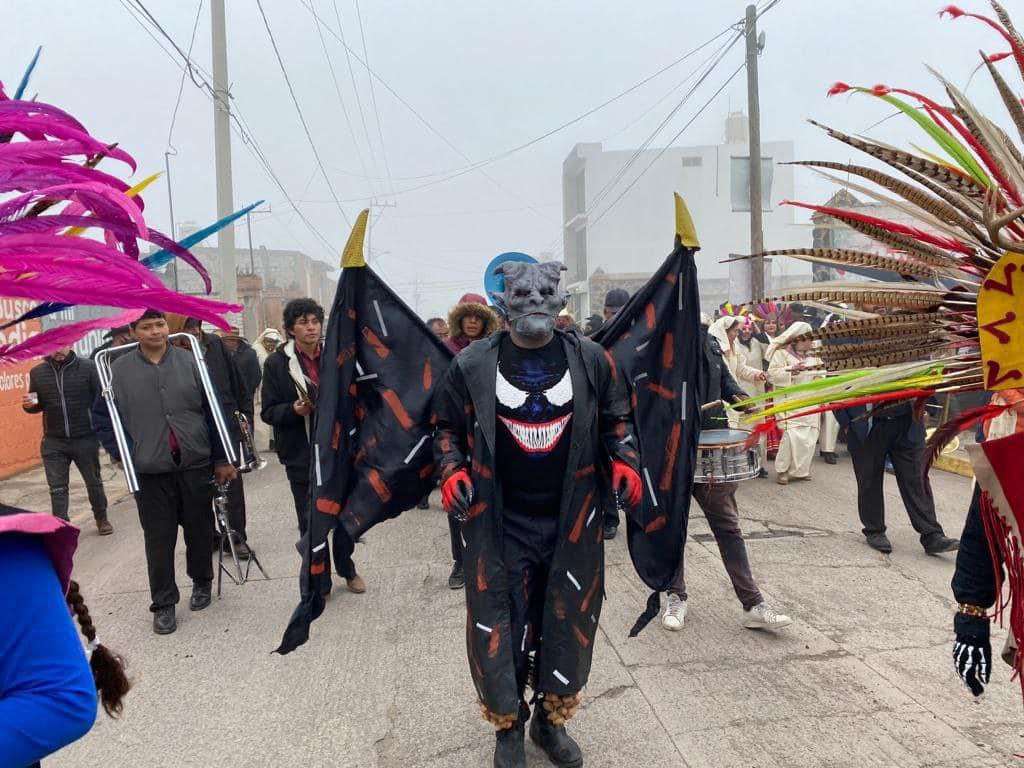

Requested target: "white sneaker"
[
  {"left": 742, "top": 602, "right": 792, "bottom": 630},
  {"left": 661, "top": 593, "right": 687, "bottom": 631}
]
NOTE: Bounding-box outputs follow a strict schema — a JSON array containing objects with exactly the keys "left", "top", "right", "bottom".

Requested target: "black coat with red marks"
[{"left": 433, "top": 329, "right": 638, "bottom": 715}]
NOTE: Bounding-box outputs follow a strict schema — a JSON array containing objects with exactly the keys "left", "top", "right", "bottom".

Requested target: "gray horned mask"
[{"left": 496, "top": 260, "right": 568, "bottom": 341}]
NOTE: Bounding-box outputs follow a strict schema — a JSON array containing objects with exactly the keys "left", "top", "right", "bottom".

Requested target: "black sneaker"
[
  {"left": 757, "top": 468, "right": 769, "bottom": 478},
  {"left": 417, "top": 495, "right": 431, "bottom": 510},
  {"left": 603, "top": 523, "right": 618, "bottom": 541},
  {"left": 189, "top": 583, "right": 212, "bottom": 611},
  {"left": 865, "top": 532, "right": 893, "bottom": 553},
  {"left": 923, "top": 535, "right": 959, "bottom": 555},
  {"left": 822, "top": 452, "right": 837, "bottom": 465},
  {"left": 448, "top": 562, "right": 465, "bottom": 590},
  {"left": 530, "top": 707, "right": 583, "bottom": 768},
  {"left": 493, "top": 721, "right": 526, "bottom": 768},
  {"left": 153, "top": 605, "right": 177, "bottom": 635}
]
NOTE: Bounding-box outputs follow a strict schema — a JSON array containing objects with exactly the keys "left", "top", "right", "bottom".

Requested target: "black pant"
[
  {"left": 286, "top": 464, "right": 357, "bottom": 579},
  {"left": 448, "top": 512, "right": 463, "bottom": 568},
  {"left": 503, "top": 508, "right": 559, "bottom": 699},
  {"left": 847, "top": 415, "right": 944, "bottom": 542},
  {"left": 224, "top": 475, "right": 247, "bottom": 542},
  {"left": 136, "top": 467, "right": 215, "bottom": 611},
  {"left": 603, "top": 497, "right": 619, "bottom": 530},
  {"left": 669, "top": 483, "right": 763, "bottom": 610},
  {"left": 40, "top": 435, "right": 107, "bottom": 521}
]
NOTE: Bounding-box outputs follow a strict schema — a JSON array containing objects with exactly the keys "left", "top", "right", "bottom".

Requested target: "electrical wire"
[
  {"left": 353, "top": 0, "right": 394, "bottom": 196},
  {"left": 310, "top": 0, "right": 374, "bottom": 198},
  {"left": 255, "top": 0, "right": 351, "bottom": 228},
  {"left": 589, "top": 60, "right": 748, "bottom": 230},
  {"left": 120, "top": 0, "right": 339, "bottom": 258},
  {"left": 165, "top": 0, "right": 203, "bottom": 148},
  {"left": 332, "top": 0, "right": 383, "bottom": 189}
]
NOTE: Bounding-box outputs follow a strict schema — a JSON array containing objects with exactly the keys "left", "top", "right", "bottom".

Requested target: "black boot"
[
  {"left": 493, "top": 721, "right": 526, "bottom": 768},
  {"left": 530, "top": 703, "right": 583, "bottom": 767}
]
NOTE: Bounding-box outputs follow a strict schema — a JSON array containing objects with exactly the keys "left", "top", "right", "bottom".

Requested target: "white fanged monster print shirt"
[{"left": 494, "top": 334, "right": 574, "bottom": 514}]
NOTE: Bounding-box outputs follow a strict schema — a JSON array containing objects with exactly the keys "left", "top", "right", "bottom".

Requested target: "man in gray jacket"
[{"left": 96, "top": 310, "right": 237, "bottom": 635}]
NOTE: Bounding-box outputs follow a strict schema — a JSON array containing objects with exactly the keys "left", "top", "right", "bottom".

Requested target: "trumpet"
[
  {"left": 95, "top": 332, "right": 239, "bottom": 493},
  {"left": 234, "top": 410, "right": 266, "bottom": 472}
]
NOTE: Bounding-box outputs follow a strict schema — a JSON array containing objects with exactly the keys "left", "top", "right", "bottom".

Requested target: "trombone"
[
  {"left": 95, "top": 332, "right": 267, "bottom": 590},
  {"left": 95, "top": 332, "right": 238, "bottom": 493}
]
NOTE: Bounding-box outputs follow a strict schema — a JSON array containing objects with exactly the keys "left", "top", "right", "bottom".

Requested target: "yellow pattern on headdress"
[
  {"left": 674, "top": 193, "right": 699, "bottom": 249},
  {"left": 978, "top": 250, "right": 1024, "bottom": 391},
  {"left": 341, "top": 209, "right": 369, "bottom": 268}
]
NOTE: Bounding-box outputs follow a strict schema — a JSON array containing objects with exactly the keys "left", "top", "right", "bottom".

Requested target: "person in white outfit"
[
  {"left": 708, "top": 317, "right": 766, "bottom": 427},
  {"left": 767, "top": 322, "right": 824, "bottom": 484},
  {"left": 736, "top": 317, "right": 772, "bottom": 477},
  {"left": 253, "top": 328, "right": 283, "bottom": 452}
]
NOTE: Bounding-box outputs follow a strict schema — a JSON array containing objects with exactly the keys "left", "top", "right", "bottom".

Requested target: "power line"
[
  {"left": 309, "top": 0, "right": 374, "bottom": 198},
  {"left": 165, "top": 0, "right": 203, "bottom": 148},
  {"left": 120, "top": 0, "right": 340, "bottom": 258},
  {"left": 353, "top": 0, "right": 394, "bottom": 196},
  {"left": 255, "top": 0, "right": 351, "bottom": 228},
  {"left": 589, "top": 60, "right": 748, "bottom": 230},
  {"left": 587, "top": 32, "right": 743, "bottom": 220},
  {"left": 332, "top": 0, "right": 382, "bottom": 191}
]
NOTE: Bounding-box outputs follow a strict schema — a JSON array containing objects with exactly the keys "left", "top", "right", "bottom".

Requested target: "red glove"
[
  {"left": 612, "top": 460, "right": 642, "bottom": 508},
  {"left": 441, "top": 469, "right": 473, "bottom": 519}
]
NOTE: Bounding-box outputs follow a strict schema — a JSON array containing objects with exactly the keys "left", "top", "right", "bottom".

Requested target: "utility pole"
[
  {"left": 211, "top": 0, "right": 237, "bottom": 306},
  {"left": 745, "top": 3, "right": 765, "bottom": 302}
]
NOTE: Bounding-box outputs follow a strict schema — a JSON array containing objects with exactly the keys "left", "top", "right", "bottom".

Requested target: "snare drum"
[{"left": 693, "top": 428, "right": 761, "bottom": 484}]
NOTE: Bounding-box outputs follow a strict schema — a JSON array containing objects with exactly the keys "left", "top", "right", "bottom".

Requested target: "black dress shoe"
[
  {"left": 822, "top": 452, "right": 838, "bottom": 465},
  {"left": 189, "top": 583, "right": 212, "bottom": 611},
  {"left": 417, "top": 496, "right": 431, "bottom": 510},
  {"left": 493, "top": 722, "right": 526, "bottom": 768},
  {"left": 757, "top": 468, "right": 769, "bottom": 478},
  {"left": 865, "top": 532, "right": 893, "bottom": 554},
  {"left": 153, "top": 606, "right": 177, "bottom": 635},
  {"left": 448, "top": 562, "right": 465, "bottom": 590},
  {"left": 603, "top": 523, "right": 617, "bottom": 541},
  {"left": 530, "top": 709, "right": 583, "bottom": 768},
  {"left": 923, "top": 535, "right": 960, "bottom": 555}
]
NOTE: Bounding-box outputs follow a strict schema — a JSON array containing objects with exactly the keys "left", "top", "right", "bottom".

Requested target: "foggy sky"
[{"left": 3, "top": 0, "right": 1012, "bottom": 317}]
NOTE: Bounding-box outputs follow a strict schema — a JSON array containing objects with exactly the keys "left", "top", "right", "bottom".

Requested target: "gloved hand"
[
  {"left": 441, "top": 469, "right": 473, "bottom": 522},
  {"left": 953, "top": 633, "right": 991, "bottom": 697},
  {"left": 612, "top": 460, "right": 642, "bottom": 508}
]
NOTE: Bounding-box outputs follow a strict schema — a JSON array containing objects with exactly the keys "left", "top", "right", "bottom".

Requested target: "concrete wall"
[{"left": 562, "top": 131, "right": 807, "bottom": 317}]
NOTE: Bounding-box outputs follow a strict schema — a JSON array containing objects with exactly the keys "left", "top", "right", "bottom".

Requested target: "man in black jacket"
[
  {"left": 221, "top": 327, "right": 262, "bottom": 425},
  {"left": 662, "top": 322, "right": 792, "bottom": 633},
  {"left": 23, "top": 348, "right": 112, "bottom": 534},
  {"left": 835, "top": 402, "right": 958, "bottom": 554},
  {"left": 261, "top": 298, "right": 364, "bottom": 594},
  {"left": 182, "top": 318, "right": 252, "bottom": 557}
]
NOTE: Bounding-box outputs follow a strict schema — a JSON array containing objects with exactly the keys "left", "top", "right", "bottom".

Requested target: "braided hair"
[{"left": 66, "top": 581, "right": 131, "bottom": 716}]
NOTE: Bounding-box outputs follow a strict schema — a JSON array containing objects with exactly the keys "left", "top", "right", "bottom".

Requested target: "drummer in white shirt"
[{"left": 661, "top": 314, "right": 793, "bottom": 633}]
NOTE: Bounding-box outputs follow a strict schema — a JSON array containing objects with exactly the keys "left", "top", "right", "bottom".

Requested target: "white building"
[{"left": 561, "top": 113, "right": 802, "bottom": 318}]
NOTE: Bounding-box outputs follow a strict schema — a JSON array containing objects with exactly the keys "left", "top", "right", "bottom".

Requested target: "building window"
[
  {"left": 681, "top": 156, "right": 702, "bottom": 168},
  {"left": 729, "top": 156, "right": 773, "bottom": 211}
]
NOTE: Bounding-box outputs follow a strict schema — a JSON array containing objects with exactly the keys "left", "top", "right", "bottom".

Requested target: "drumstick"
[{"left": 701, "top": 399, "right": 724, "bottom": 412}]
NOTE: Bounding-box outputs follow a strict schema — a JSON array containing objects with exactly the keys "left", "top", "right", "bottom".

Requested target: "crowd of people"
[{"left": 7, "top": 286, "right": 974, "bottom": 767}]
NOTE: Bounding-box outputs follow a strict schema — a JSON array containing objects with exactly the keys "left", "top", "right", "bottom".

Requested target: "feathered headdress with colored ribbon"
[
  {"left": 731, "top": 1, "right": 1024, "bottom": 702},
  {"left": 0, "top": 51, "right": 256, "bottom": 362}
]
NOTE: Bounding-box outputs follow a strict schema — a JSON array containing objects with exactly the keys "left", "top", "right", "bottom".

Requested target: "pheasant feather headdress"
[{"left": 735, "top": 2, "right": 1024, "bottom": 425}]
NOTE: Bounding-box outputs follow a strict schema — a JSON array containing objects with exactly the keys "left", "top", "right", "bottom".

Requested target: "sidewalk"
[{"left": 0, "top": 454, "right": 132, "bottom": 524}]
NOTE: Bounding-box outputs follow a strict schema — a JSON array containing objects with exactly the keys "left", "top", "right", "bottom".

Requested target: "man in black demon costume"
[{"left": 433, "top": 260, "right": 643, "bottom": 768}]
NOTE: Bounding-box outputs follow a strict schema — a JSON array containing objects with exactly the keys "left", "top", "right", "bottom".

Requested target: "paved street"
[{"left": 10, "top": 452, "right": 1022, "bottom": 768}]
